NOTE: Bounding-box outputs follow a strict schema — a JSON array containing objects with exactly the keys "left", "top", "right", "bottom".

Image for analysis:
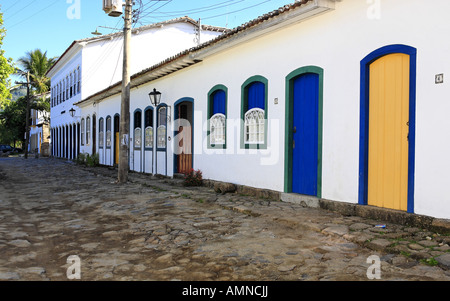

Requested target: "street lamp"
[
  {"left": 148, "top": 88, "right": 161, "bottom": 106},
  {"left": 69, "top": 108, "right": 76, "bottom": 117}
]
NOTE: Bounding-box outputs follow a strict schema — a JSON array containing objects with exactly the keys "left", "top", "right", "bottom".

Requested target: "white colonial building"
[
  {"left": 51, "top": 0, "right": 450, "bottom": 220},
  {"left": 47, "top": 17, "right": 226, "bottom": 160}
]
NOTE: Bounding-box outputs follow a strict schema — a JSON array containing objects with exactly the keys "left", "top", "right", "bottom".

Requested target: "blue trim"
[
  {"left": 207, "top": 85, "right": 228, "bottom": 149},
  {"left": 173, "top": 97, "right": 194, "bottom": 174},
  {"left": 240, "top": 75, "right": 269, "bottom": 150},
  {"left": 359, "top": 44, "right": 416, "bottom": 213}
]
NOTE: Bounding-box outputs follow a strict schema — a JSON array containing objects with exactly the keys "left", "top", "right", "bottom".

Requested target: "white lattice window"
[
  {"left": 244, "top": 108, "right": 265, "bottom": 144},
  {"left": 99, "top": 131, "right": 104, "bottom": 148},
  {"left": 99, "top": 119, "right": 104, "bottom": 148},
  {"left": 106, "top": 117, "right": 111, "bottom": 148},
  {"left": 145, "top": 126, "right": 153, "bottom": 148},
  {"left": 157, "top": 125, "right": 166, "bottom": 148},
  {"left": 106, "top": 131, "right": 111, "bottom": 148},
  {"left": 86, "top": 117, "right": 91, "bottom": 145},
  {"left": 210, "top": 113, "right": 226, "bottom": 145},
  {"left": 134, "top": 128, "right": 141, "bottom": 148},
  {"left": 81, "top": 118, "right": 85, "bottom": 145}
]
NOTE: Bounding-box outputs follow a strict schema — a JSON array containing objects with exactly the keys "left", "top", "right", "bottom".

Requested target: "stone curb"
[{"left": 202, "top": 179, "right": 450, "bottom": 235}]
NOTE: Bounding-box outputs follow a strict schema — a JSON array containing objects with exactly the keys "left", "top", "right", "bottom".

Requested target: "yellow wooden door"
[
  {"left": 115, "top": 132, "right": 119, "bottom": 165},
  {"left": 368, "top": 53, "right": 410, "bottom": 211}
]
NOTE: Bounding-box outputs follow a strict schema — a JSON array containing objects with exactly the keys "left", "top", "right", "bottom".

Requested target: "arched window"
[
  {"left": 99, "top": 118, "right": 104, "bottom": 148},
  {"left": 69, "top": 73, "right": 73, "bottom": 98},
  {"left": 208, "top": 86, "right": 227, "bottom": 148},
  {"left": 134, "top": 110, "right": 142, "bottom": 149},
  {"left": 210, "top": 114, "right": 226, "bottom": 145},
  {"left": 144, "top": 108, "right": 153, "bottom": 149},
  {"left": 73, "top": 69, "right": 77, "bottom": 96},
  {"left": 81, "top": 118, "right": 85, "bottom": 145},
  {"left": 62, "top": 79, "right": 66, "bottom": 102},
  {"left": 66, "top": 76, "right": 70, "bottom": 100},
  {"left": 77, "top": 66, "right": 81, "bottom": 94},
  {"left": 242, "top": 78, "right": 267, "bottom": 148},
  {"left": 86, "top": 116, "right": 91, "bottom": 145},
  {"left": 157, "top": 106, "right": 167, "bottom": 149},
  {"left": 106, "top": 116, "right": 111, "bottom": 148},
  {"left": 245, "top": 108, "right": 265, "bottom": 144}
]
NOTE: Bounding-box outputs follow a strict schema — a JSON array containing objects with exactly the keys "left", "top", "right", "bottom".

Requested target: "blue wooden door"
[{"left": 292, "top": 73, "right": 319, "bottom": 196}]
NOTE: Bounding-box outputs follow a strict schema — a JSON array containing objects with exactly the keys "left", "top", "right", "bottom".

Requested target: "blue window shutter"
[
  {"left": 248, "top": 82, "right": 265, "bottom": 110},
  {"left": 213, "top": 90, "right": 226, "bottom": 115}
]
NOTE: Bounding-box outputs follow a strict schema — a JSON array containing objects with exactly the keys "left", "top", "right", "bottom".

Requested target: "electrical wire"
[
  {"left": 201, "top": 0, "right": 272, "bottom": 21},
  {"left": 145, "top": 0, "right": 243, "bottom": 17},
  {"left": 2, "top": 0, "right": 24, "bottom": 13},
  {"left": 9, "top": 0, "right": 59, "bottom": 29},
  {"left": 135, "top": 0, "right": 273, "bottom": 26}
]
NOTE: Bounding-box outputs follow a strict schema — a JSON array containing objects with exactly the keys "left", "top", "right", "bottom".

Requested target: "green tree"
[
  {"left": 0, "top": 96, "right": 26, "bottom": 146},
  {"left": 0, "top": 8, "right": 15, "bottom": 109},
  {"left": 17, "top": 49, "right": 57, "bottom": 95},
  {"left": 16, "top": 49, "right": 57, "bottom": 114},
  {"left": 0, "top": 93, "right": 47, "bottom": 146}
]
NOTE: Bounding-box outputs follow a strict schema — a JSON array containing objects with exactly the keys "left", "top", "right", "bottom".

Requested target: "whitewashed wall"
[
  {"left": 50, "top": 52, "right": 82, "bottom": 131},
  {"left": 82, "top": 22, "right": 223, "bottom": 99},
  {"left": 80, "top": 0, "right": 450, "bottom": 219}
]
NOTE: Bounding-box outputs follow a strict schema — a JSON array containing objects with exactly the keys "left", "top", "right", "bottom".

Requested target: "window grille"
[
  {"left": 210, "top": 113, "right": 225, "bottom": 145},
  {"left": 244, "top": 108, "right": 265, "bottom": 144}
]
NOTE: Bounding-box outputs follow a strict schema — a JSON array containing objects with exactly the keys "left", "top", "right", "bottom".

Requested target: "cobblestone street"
[{"left": 0, "top": 157, "right": 450, "bottom": 281}]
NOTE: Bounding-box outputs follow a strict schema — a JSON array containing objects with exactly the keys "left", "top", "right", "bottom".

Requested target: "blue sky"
[{"left": 1, "top": 0, "right": 293, "bottom": 73}]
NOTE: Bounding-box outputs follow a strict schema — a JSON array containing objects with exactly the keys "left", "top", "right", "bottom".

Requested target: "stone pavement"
[{"left": 0, "top": 157, "right": 450, "bottom": 281}]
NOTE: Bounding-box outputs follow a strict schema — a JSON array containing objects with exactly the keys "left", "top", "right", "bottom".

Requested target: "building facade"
[
  {"left": 47, "top": 17, "right": 227, "bottom": 161},
  {"left": 56, "top": 0, "right": 450, "bottom": 220}
]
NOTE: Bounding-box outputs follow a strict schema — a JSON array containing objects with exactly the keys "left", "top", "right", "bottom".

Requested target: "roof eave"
[{"left": 76, "top": 0, "right": 337, "bottom": 106}]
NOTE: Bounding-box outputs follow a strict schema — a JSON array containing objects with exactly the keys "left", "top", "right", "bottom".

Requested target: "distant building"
[
  {"left": 47, "top": 17, "right": 227, "bottom": 161},
  {"left": 29, "top": 93, "right": 50, "bottom": 156}
]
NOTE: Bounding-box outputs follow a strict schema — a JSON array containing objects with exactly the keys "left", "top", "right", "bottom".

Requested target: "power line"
[
  {"left": 4, "top": 0, "right": 36, "bottom": 20},
  {"left": 9, "top": 0, "right": 59, "bottom": 29},
  {"left": 201, "top": 0, "right": 272, "bottom": 21},
  {"left": 146, "top": 0, "right": 241, "bottom": 15},
  {"left": 136, "top": 0, "right": 273, "bottom": 26},
  {"left": 137, "top": 0, "right": 173, "bottom": 21},
  {"left": 2, "top": 0, "right": 24, "bottom": 13}
]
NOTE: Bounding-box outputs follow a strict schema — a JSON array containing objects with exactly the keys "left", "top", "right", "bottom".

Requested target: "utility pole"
[
  {"left": 118, "top": 0, "right": 132, "bottom": 183},
  {"left": 103, "top": 0, "right": 167, "bottom": 183}
]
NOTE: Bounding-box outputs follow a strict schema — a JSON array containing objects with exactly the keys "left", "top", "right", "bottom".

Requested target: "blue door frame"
[{"left": 358, "top": 44, "right": 417, "bottom": 213}]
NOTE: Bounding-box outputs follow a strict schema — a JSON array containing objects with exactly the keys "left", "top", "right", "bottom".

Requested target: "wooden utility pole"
[{"left": 118, "top": 0, "right": 132, "bottom": 183}]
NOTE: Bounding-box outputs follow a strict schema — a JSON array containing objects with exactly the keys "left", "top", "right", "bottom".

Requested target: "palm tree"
[{"left": 17, "top": 49, "right": 58, "bottom": 95}]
